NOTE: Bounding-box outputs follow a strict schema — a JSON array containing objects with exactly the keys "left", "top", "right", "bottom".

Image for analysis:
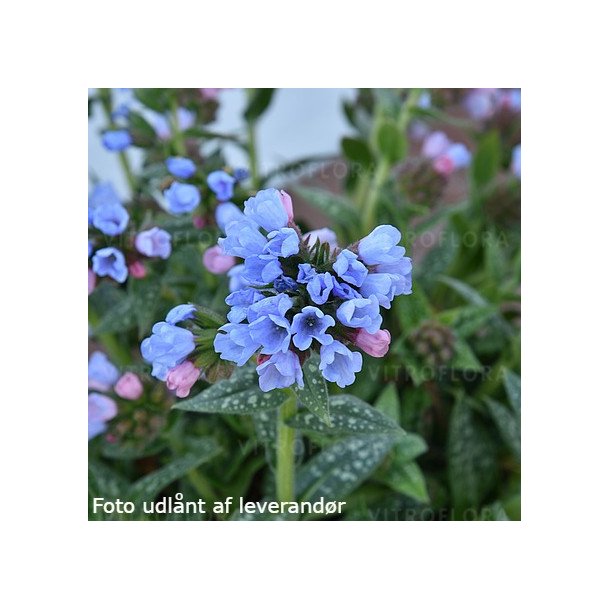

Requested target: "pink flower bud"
[
  {"left": 432, "top": 155, "right": 455, "bottom": 177},
  {"left": 279, "top": 190, "right": 294, "bottom": 222},
  {"left": 354, "top": 329, "right": 391, "bottom": 358},
  {"left": 203, "top": 245, "right": 236, "bottom": 274},
  {"left": 257, "top": 354, "right": 270, "bottom": 366},
  {"left": 193, "top": 215, "right": 206, "bottom": 229},
  {"left": 166, "top": 361, "right": 201, "bottom": 398},
  {"left": 114, "top": 372, "right": 144, "bottom": 400},
  {"left": 88, "top": 269, "right": 96, "bottom": 294},
  {"left": 129, "top": 261, "right": 147, "bottom": 279}
]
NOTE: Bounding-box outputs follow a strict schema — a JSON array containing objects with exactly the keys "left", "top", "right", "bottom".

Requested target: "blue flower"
[
  {"left": 228, "top": 264, "right": 247, "bottom": 291},
  {"left": 331, "top": 278, "right": 361, "bottom": 300},
  {"left": 166, "top": 156, "right": 196, "bottom": 179},
  {"left": 164, "top": 182, "right": 201, "bottom": 214},
  {"left": 166, "top": 304, "right": 196, "bottom": 325},
  {"left": 244, "top": 254, "right": 283, "bottom": 284},
  {"left": 247, "top": 294, "right": 293, "bottom": 355},
  {"left": 214, "top": 322, "right": 261, "bottom": 366},
  {"left": 247, "top": 294, "right": 293, "bottom": 322},
  {"left": 297, "top": 263, "right": 316, "bottom": 284},
  {"left": 375, "top": 257, "right": 413, "bottom": 297},
  {"left": 215, "top": 202, "right": 244, "bottom": 232},
  {"left": 359, "top": 273, "right": 397, "bottom": 309},
  {"left": 88, "top": 393, "right": 118, "bottom": 440},
  {"left": 88, "top": 351, "right": 119, "bottom": 391},
  {"left": 336, "top": 295, "right": 382, "bottom": 333},
  {"left": 207, "top": 170, "right": 235, "bottom": 201},
  {"left": 219, "top": 220, "right": 267, "bottom": 258},
  {"left": 291, "top": 306, "right": 335, "bottom": 350},
  {"left": 358, "top": 225, "right": 405, "bottom": 265},
  {"left": 273, "top": 276, "right": 299, "bottom": 293},
  {"left": 92, "top": 247, "right": 128, "bottom": 283},
  {"left": 225, "top": 288, "right": 263, "bottom": 323},
  {"left": 92, "top": 201, "right": 129, "bottom": 236},
  {"left": 319, "top": 341, "right": 363, "bottom": 388},
  {"left": 257, "top": 351, "right": 304, "bottom": 391},
  {"left": 234, "top": 168, "right": 249, "bottom": 181},
  {"left": 445, "top": 143, "right": 471, "bottom": 169},
  {"left": 102, "top": 129, "right": 132, "bottom": 151},
  {"left": 135, "top": 227, "right": 172, "bottom": 259},
  {"left": 306, "top": 272, "right": 334, "bottom": 305},
  {"left": 141, "top": 322, "right": 195, "bottom": 380},
  {"left": 88, "top": 182, "right": 122, "bottom": 224},
  {"left": 332, "top": 249, "right": 368, "bottom": 287},
  {"left": 512, "top": 145, "right": 521, "bottom": 178},
  {"left": 265, "top": 228, "right": 300, "bottom": 257},
  {"left": 244, "top": 188, "right": 288, "bottom": 232}
]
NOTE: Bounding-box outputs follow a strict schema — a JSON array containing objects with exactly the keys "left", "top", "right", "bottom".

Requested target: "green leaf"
[
  {"left": 296, "top": 434, "right": 398, "bottom": 503},
  {"left": 383, "top": 460, "right": 429, "bottom": 503},
  {"left": 374, "top": 383, "right": 400, "bottom": 422},
  {"left": 503, "top": 369, "right": 521, "bottom": 415},
  {"left": 93, "top": 294, "right": 136, "bottom": 335},
  {"left": 375, "top": 121, "right": 406, "bottom": 164},
  {"left": 133, "top": 88, "right": 172, "bottom": 113},
  {"left": 293, "top": 186, "right": 359, "bottom": 231},
  {"left": 295, "top": 355, "right": 330, "bottom": 426},
  {"left": 450, "top": 338, "right": 483, "bottom": 371},
  {"left": 437, "top": 305, "right": 496, "bottom": 339},
  {"left": 289, "top": 394, "right": 404, "bottom": 437},
  {"left": 128, "top": 111, "right": 156, "bottom": 143},
  {"left": 89, "top": 461, "right": 129, "bottom": 519},
  {"left": 485, "top": 397, "right": 520, "bottom": 460},
  {"left": 244, "top": 88, "right": 275, "bottom": 121},
  {"left": 129, "top": 438, "right": 221, "bottom": 503},
  {"left": 341, "top": 137, "right": 374, "bottom": 167},
  {"left": 129, "top": 275, "right": 162, "bottom": 338},
  {"left": 438, "top": 275, "right": 488, "bottom": 306},
  {"left": 395, "top": 283, "right": 432, "bottom": 334},
  {"left": 448, "top": 398, "right": 498, "bottom": 516},
  {"left": 172, "top": 365, "right": 287, "bottom": 414},
  {"left": 472, "top": 130, "right": 501, "bottom": 188},
  {"left": 416, "top": 226, "right": 460, "bottom": 283}
]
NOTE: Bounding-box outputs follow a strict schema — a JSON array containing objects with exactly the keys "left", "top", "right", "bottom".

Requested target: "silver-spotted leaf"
[{"left": 295, "top": 356, "right": 330, "bottom": 425}]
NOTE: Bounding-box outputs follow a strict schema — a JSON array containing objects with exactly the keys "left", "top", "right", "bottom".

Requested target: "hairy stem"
[{"left": 276, "top": 388, "right": 298, "bottom": 502}]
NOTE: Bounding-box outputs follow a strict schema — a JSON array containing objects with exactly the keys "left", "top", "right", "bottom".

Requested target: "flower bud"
[
  {"left": 354, "top": 328, "right": 391, "bottom": 358},
  {"left": 114, "top": 372, "right": 144, "bottom": 400},
  {"left": 203, "top": 245, "right": 236, "bottom": 274},
  {"left": 166, "top": 361, "right": 201, "bottom": 398},
  {"left": 88, "top": 269, "right": 96, "bottom": 295},
  {"left": 129, "top": 261, "right": 147, "bottom": 279},
  {"left": 279, "top": 190, "right": 294, "bottom": 222},
  {"left": 192, "top": 215, "right": 206, "bottom": 229}
]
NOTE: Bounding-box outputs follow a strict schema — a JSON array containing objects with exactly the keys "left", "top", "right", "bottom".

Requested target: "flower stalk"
[{"left": 276, "top": 388, "right": 298, "bottom": 502}]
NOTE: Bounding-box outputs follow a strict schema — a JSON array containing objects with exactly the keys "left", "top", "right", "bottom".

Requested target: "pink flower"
[
  {"left": 166, "top": 361, "right": 201, "bottom": 398},
  {"left": 193, "top": 215, "right": 206, "bottom": 229},
  {"left": 203, "top": 245, "right": 236, "bottom": 274},
  {"left": 129, "top": 261, "right": 147, "bottom": 279},
  {"left": 114, "top": 372, "right": 144, "bottom": 400},
  {"left": 88, "top": 269, "right": 96, "bottom": 294},
  {"left": 200, "top": 88, "right": 223, "bottom": 100},
  {"left": 432, "top": 155, "right": 455, "bottom": 177},
  {"left": 354, "top": 328, "right": 391, "bottom": 358},
  {"left": 279, "top": 190, "right": 294, "bottom": 223}
]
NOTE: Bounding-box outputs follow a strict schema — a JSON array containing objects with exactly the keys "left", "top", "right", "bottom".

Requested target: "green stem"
[
  {"left": 187, "top": 468, "right": 219, "bottom": 504},
  {"left": 245, "top": 90, "right": 261, "bottom": 189},
  {"left": 276, "top": 388, "right": 298, "bottom": 502}
]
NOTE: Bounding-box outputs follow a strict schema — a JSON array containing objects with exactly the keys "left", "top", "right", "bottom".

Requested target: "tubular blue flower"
[
  {"left": 358, "top": 225, "right": 405, "bottom": 265},
  {"left": 215, "top": 202, "right": 244, "bottom": 232},
  {"left": 359, "top": 273, "right": 397, "bottom": 309},
  {"left": 291, "top": 306, "right": 335, "bottom": 350},
  {"left": 306, "top": 272, "right": 334, "bottom": 305},
  {"left": 247, "top": 294, "right": 293, "bottom": 355},
  {"left": 319, "top": 341, "right": 363, "bottom": 388},
  {"left": 164, "top": 182, "right": 201, "bottom": 214},
  {"left": 219, "top": 220, "right": 267, "bottom": 259},
  {"left": 88, "top": 182, "right": 122, "bottom": 224},
  {"left": 243, "top": 254, "right": 283, "bottom": 284},
  {"left": 207, "top": 170, "right": 235, "bottom": 201},
  {"left": 166, "top": 304, "right": 196, "bottom": 325},
  {"left": 88, "top": 393, "right": 118, "bottom": 440},
  {"left": 234, "top": 168, "right": 249, "bottom": 182},
  {"left": 331, "top": 277, "right": 361, "bottom": 300},
  {"left": 445, "top": 143, "right": 471, "bottom": 169},
  {"left": 102, "top": 129, "right": 132, "bottom": 151},
  {"left": 166, "top": 156, "right": 196, "bottom": 179},
  {"left": 141, "top": 322, "right": 196, "bottom": 381},
  {"left": 214, "top": 322, "right": 261, "bottom": 366},
  {"left": 264, "top": 228, "right": 300, "bottom": 258},
  {"left": 247, "top": 294, "right": 293, "bottom": 323},
  {"left": 297, "top": 263, "right": 316, "bottom": 284},
  {"left": 256, "top": 351, "right": 304, "bottom": 391},
  {"left": 375, "top": 257, "right": 413, "bottom": 296},
  {"left": 92, "top": 202, "right": 129, "bottom": 236},
  {"left": 422, "top": 131, "right": 451, "bottom": 159},
  {"left": 332, "top": 249, "right": 368, "bottom": 287},
  {"left": 273, "top": 276, "right": 299, "bottom": 293},
  {"left": 135, "top": 227, "right": 172, "bottom": 259},
  {"left": 336, "top": 295, "right": 382, "bottom": 333},
  {"left": 243, "top": 188, "right": 288, "bottom": 232},
  {"left": 92, "top": 247, "right": 128, "bottom": 283},
  {"left": 228, "top": 264, "right": 247, "bottom": 291},
  {"left": 88, "top": 351, "right": 119, "bottom": 391},
  {"left": 225, "top": 288, "right": 263, "bottom": 323}
]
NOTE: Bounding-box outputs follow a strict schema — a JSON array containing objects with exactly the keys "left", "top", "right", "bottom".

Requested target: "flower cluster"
[
  {"left": 421, "top": 131, "right": 471, "bottom": 177},
  {"left": 213, "top": 188, "right": 412, "bottom": 391}
]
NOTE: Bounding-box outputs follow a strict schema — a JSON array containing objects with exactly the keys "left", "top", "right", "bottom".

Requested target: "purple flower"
[
  {"left": 219, "top": 220, "right": 267, "bottom": 259},
  {"left": 244, "top": 188, "right": 288, "bottom": 232},
  {"left": 165, "top": 304, "right": 196, "bottom": 325},
  {"left": 256, "top": 351, "right": 304, "bottom": 391},
  {"left": 215, "top": 202, "right": 244, "bottom": 232},
  {"left": 336, "top": 295, "right": 382, "bottom": 333},
  {"left": 166, "top": 157, "right": 196, "bottom": 179},
  {"left": 264, "top": 228, "right": 300, "bottom": 258},
  {"left": 291, "top": 306, "right": 335, "bottom": 350},
  {"left": 358, "top": 225, "right": 405, "bottom": 265},
  {"left": 207, "top": 170, "right": 235, "bottom": 201},
  {"left": 88, "top": 393, "right": 118, "bottom": 440},
  {"left": 243, "top": 254, "right": 283, "bottom": 284},
  {"left": 164, "top": 182, "right": 201, "bottom": 214},
  {"left": 332, "top": 249, "right": 368, "bottom": 287},
  {"left": 92, "top": 247, "right": 128, "bottom": 283},
  {"left": 140, "top": 322, "right": 195, "bottom": 381},
  {"left": 135, "top": 227, "right": 172, "bottom": 259},
  {"left": 319, "top": 341, "right": 363, "bottom": 388},
  {"left": 214, "top": 322, "right": 261, "bottom": 366},
  {"left": 306, "top": 272, "right": 334, "bottom": 305},
  {"left": 92, "top": 202, "right": 129, "bottom": 236},
  {"left": 102, "top": 129, "right": 132, "bottom": 151},
  {"left": 88, "top": 351, "right": 119, "bottom": 392}
]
